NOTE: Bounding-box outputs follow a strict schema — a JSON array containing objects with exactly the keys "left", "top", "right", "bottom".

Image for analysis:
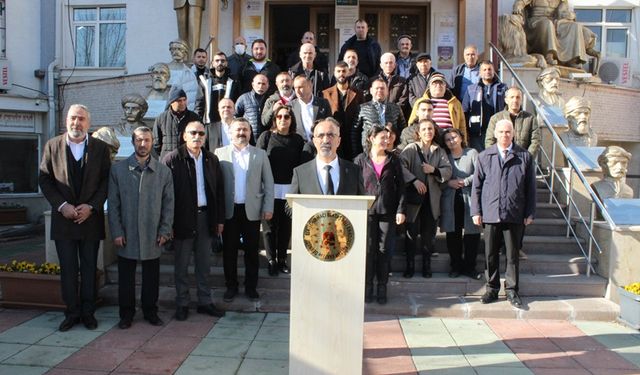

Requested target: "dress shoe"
[
  {"left": 278, "top": 260, "right": 290, "bottom": 274},
  {"left": 465, "top": 270, "right": 483, "bottom": 280},
  {"left": 144, "top": 314, "right": 164, "bottom": 326},
  {"left": 268, "top": 260, "right": 278, "bottom": 276},
  {"left": 175, "top": 306, "right": 189, "bottom": 321},
  {"left": 197, "top": 303, "right": 225, "bottom": 317},
  {"left": 118, "top": 318, "right": 132, "bottom": 329},
  {"left": 82, "top": 314, "right": 98, "bottom": 330},
  {"left": 403, "top": 262, "right": 415, "bottom": 278},
  {"left": 223, "top": 288, "right": 238, "bottom": 302},
  {"left": 506, "top": 290, "right": 523, "bottom": 309},
  {"left": 245, "top": 289, "right": 260, "bottom": 301},
  {"left": 59, "top": 316, "right": 80, "bottom": 332},
  {"left": 448, "top": 271, "right": 461, "bottom": 278},
  {"left": 481, "top": 290, "right": 499, "bottom": 304}
]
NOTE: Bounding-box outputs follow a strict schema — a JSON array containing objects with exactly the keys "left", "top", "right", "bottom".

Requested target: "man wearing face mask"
[
  {"left": 196, "top": 51, "right": 240, "bottom": 125},
  {"left": 228, "top": 36, "right": 251, "bottom": 79}
]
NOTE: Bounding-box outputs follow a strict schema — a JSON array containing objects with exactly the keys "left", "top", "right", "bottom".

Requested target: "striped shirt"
[{"left": 431, "top": 98, "right": 452, "bottom": 129}]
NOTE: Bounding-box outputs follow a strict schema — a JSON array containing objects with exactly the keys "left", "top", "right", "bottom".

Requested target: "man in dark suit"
[
  {"left": 290, "top": 75, "right": 331, "bottom": 142},
  {"left": 39, "top": 104, "right": 111, "bottom": 332},
  {"left": 290, "top": 118, "right": 365, "bottom": 195},
  {"left": 206, "top": 98, "right": 234, "bottom": 152},
  {"left": 322, "top": 61, "right": 365, "bottom": 160}
]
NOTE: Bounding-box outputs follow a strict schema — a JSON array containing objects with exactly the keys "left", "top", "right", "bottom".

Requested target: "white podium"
[{"left": 286, "top": 194, "right": 374, "bottom": 375}]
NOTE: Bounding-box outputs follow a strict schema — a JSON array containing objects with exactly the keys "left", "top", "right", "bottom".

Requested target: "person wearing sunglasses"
[
  {"left": 256, "top": 106, "right": 305, "bottom": 276},
  {"left": 163, "top": 121, "right": 227, "bottom": 321}
]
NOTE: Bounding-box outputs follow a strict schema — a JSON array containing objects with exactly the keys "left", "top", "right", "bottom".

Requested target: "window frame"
[
  {"left": 575, "top": 7, "right": 632, "bottom": 59},
  {"left": 0, "top": 133, "right": 42, "bottom": 197}
]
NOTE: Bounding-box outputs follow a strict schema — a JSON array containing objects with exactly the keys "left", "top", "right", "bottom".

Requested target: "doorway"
[{"left": 269, "top": 5, "right": 309, "bottom": 71}]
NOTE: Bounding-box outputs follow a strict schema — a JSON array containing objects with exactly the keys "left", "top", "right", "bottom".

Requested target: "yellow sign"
[{"left": 303, "top": 210, "right": 355, "bottom": 262}]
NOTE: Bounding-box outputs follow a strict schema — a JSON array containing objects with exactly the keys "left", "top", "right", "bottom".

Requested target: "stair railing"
[{"left": 489, "top": 43, "right": 616, "bottom": 276}]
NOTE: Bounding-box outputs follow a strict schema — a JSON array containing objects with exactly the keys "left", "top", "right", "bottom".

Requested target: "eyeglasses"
[
  {"left": 187, "top": 130, "right": 206, "bottom": 137},
  {"left": 276, "top": 114, "right": 291, "bottom": 120},
  {"left": 314, "top": 133, "right": 337, "bottom": 140}
]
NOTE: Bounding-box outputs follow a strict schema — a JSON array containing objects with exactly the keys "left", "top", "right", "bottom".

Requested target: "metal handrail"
[{"left": 488, "top": 42, "right": 616, "bottom": 275}]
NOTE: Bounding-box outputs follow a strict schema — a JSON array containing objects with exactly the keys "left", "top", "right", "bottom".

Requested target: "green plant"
[{"left": 0, "top": 260, "right": 60, "bottom": 275}]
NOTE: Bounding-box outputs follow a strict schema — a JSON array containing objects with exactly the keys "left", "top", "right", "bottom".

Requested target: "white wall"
[{"left": 5, "top": 0, "right": 42, "bottom": 99}]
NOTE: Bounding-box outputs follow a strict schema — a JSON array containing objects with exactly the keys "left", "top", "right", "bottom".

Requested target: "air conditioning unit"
[
  {"left": 0, "top": 59, "right": 10, "bottom": 90},
  {"left": 598, "top": 58, "right": 632, "bottom": 87}
]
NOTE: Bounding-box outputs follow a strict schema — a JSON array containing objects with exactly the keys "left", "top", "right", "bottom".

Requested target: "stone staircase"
[{"left": 102, "top": 178, "right": 619, "bottom": 321}]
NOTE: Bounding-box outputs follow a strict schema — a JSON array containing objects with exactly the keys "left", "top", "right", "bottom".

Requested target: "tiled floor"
[{"left": 0, "top": 307, "right": 639, "bottom": 375}]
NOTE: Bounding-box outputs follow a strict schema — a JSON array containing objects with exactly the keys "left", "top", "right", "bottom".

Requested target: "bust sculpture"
[
  {"left": 560, "top": 96, "right": 597, "bottom": 147},
  {"left": 92, "top": 127, "right": 120, "bottom": 162},
  {"left": 591, "top": 146, "right": 634, "bottom": 201},
  {"left": 512, "top": 0, "right": 600, "bottom": 69},
  {"left": 147, "top": 63, "right": 171, "bottom": 101},
  {"left": 166, "top": 39, "right": 198, "bottom": 110},
  {"left": 536, "top": 67, "right": 565, "bottom": 108},
  {"left": 115, "top": 93, "right": 148, "bottom": 137}
]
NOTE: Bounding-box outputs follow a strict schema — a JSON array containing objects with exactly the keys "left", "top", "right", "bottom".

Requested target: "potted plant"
[
  {"left": 0, "top": 260, "right": 64, "bottom": 309},
  {"left": 618, "top": 282, "right": 640, "bottom": 329},
  {"left": 0, "top": 202, "right": 28, "bottom": 225}
]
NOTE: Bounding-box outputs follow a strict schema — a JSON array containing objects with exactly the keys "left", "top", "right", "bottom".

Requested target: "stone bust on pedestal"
[
  {"left": 560, "top": 96, "right": 598, "bottom": 147},
  {"left": 115, "top": 93, "right": 148, "bottom": 137},
  {"left": 167, "top": 39, "right": 198, "bottom": 111},
  {"left": 537, "top": 67, "right": 565, "bottom": 108},
  {"left": 592, "top": 146, "right": 634, "bottom": 200}
]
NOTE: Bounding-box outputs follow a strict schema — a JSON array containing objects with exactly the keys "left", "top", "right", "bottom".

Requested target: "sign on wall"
[{"left": 0, "top": 111, "right": 35, "bottom": 132}]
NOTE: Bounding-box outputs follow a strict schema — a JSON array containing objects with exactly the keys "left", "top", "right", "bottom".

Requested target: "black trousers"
[
  {"left": 262, "top": 199, "right": 290, "bottom": 263},
  {"left": 118, "top": 256, "right": 160, "bottom": 320},
  {"left": 484, "top": 222, "right": 523, "bottom": 292},
  {"left": 366, "top": 215, "right": 393, "bottom": 286},
  {"left": 446, "top": 191, "right": 480, "bottom": 273},
  {"left": 223, "top": 204, "right": 261, "bottom": 291},
  {"left": 54, "top": 239, "right": 100, "bottom": 318},
  {"left": 406, "top": 197, "right": 437, "bottom": 259}
]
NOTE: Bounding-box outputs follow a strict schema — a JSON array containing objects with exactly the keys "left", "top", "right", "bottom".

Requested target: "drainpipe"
[{"left": 47, "top": 59, "right": 58, "bottom": 140}]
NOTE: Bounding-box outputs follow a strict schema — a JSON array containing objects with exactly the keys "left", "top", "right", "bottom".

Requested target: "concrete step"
[
  {"left": 536, "top": 202, "right": 567, "bottom": 218},
  {"left": 524, "top": 218, "right": 571, "bottom": 236}
]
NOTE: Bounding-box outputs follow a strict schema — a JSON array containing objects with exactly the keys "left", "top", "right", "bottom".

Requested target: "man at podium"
[{"left": 290, "top": 118, "right": 364, "bottom": 195}]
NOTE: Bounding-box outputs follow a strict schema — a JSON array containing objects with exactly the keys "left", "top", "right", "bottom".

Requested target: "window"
[
  {"left": 0, "top": 137, "right": 39, "bottom": 194},
  {"left": 72, "top": 6, "right": 126, "bottom": 67},
  {"left": 575, "top": 8, "right": 632, "bottom": 58}
]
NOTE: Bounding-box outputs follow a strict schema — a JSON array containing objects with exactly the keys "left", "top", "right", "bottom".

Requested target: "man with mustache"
[
  {"left": 261, "top": 72, "right": 297, "bottom": 128},
  {"left": 163, "top": 121, "right": 226, "bottom": 320},
  {"left": 39, "top": 104, "right": 111, "bottom": 331},
  {"left": 290, "top": 117, "right": 364, "bottom": 195},
  {"left": 215, "top": 118, "right": 274, "bottom": 302}
]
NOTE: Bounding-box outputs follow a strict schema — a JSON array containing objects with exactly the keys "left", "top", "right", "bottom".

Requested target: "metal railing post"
[
  {"left": 587, "top": 202, "right": 596, "bottom": 277},
  {"left": 549, "top": 140, "right": 556, "bottom": 204},
  {"left": 566, "top": 167, "right": 574, "bottom": 238}
]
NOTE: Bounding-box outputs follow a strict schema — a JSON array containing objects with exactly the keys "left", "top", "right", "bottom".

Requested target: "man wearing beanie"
[{"left": 153, "top": 85, "right": 201, "bottom": 159}]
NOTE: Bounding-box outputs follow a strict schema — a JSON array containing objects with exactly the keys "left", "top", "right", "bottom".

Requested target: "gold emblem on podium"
[{"left": 303, "top": 210, "right": 355, "bottom": 261}]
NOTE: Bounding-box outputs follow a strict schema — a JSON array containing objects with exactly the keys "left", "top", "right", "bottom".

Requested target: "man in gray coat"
[
  {"left": 108, "top": 126, "right": 174, "bottom": 329},
  {"left": 471, "top": 119, "right": 536, "bottom": 309}
]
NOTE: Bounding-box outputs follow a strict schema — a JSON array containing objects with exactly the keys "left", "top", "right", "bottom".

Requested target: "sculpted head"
[
  {"left": 598, "top": 146, "right": 632, "bottom": 180},
  {"left": 537, "top": 67, "right": 561, "bottom": 94},
  {"left": 564, "top": 96, "right": 591, "bottom": 135},
  {"left": 121, "top": 93, "right": 148, "bottom": 122},
  {"left": 169, "top": 39, "right": 189, "bottom": 63},
  {"left": 149, "top": 63, "right": 170, "bottom": 90},
  {"left": 92, "top": 126, "right": 120, "bottom": 161}
]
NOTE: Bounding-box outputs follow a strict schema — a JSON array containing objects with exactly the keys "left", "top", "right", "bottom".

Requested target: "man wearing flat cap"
[
  {"left": 394, "top": 35, "right": 417, "bottom": 79},
  {"left": 153, "top": 85, "right": 201, "bottom": 159},
  {"left": 407, "top": 52, "right": 438, "bottom": 107}
]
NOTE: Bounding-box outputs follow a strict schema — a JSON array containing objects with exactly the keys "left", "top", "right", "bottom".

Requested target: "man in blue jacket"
[{"left": 471, "top": 119, "right": 536, "bottom": 309}]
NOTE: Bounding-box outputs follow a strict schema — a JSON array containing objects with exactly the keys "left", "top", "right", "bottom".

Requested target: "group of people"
[{"left": 39, "top": 19, "right": 540, "bottom": 333}]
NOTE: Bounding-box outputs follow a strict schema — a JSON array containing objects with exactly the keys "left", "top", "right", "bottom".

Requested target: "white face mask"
[{"left": 234, "top": 44, "right": 246, "bottom": 55}]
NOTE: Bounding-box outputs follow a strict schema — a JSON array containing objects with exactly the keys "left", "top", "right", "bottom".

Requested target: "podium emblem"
[{"left": 303, "top": 210, "right": 355, "bottom": 261}]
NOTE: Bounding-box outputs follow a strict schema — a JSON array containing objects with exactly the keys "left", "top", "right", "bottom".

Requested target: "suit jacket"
[
  {"left": 215, "top": 145, "right": 275, "bottom": 221},
  {"left": 206, "top": 121, "right": 225, "bottom": 152},
  {"left": 322, "top": 85, "right": 365, "bottom": 160},
  {"left": 290, "top": 157, "right": 365, "bottom": 195},
  {"left": 290, "top": 96, "right": 332, "bottom": 141},
  {"left": 39, "top": 134, "right": 111, "bottom": 240}
]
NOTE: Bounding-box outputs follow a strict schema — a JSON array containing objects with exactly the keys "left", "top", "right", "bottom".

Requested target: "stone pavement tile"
[
  {"left": 18, "top": 312, "right": 64, "bottom": 330},
  {"left": 410, "top": 346, "right": 470, "bottom": 371},
  {"left": 157, "top": 320, "right": 214, "bottom": 338},
  {"left": 138, "top": 335, "right": 200, "bottom": 354},
  {"left": 37, "top": 330, "right": 103, "bottom": 348},
  {"left": 400, "top": 317, "right": 457, "bottom": 347},
  {"left": 485, "top": 318, "right": 546, "bottom": 340},
  {"left": 93, "top": 305, "right": 120, "bottom": 318},
  {"left": 190, "top": 338, "right": 252, "bottom": 358},
  {"left": 0, "top": 342, "right": 29, "bottom": 361},
  {"left": 55, "top": 346, "right": 134, "bottom": 372},
  {"left": 245, "top": 339, "right": 289, "bottom": 360},
  {"left": 3, "top": 344, "right": 77, "bottom": 367},
  {"left": 91, "top": 316, "right": 119, "bottom": 332},
  {"left": 46, "top": 369, "right": 109, "bottom": 375},
  {"left": 254, "top": 324, "right": 289, "bottom": 342},
  {"left": 363, "top": 318, "right": 416, "bottom": 375},
  {"left": 87, "top": 327, "right": 158, "bottom": 350},
  {"left": 573, "top": 320, "right": 640, "bottom": 368},
  {"left": 206, "top": 323, "right": 260, "bottom": 340},
  {"left": 474, "top": 366, "right": 534, "bottom": 375},
  {"left": 570, "top": 349, "right": 639, "bottom": 371},
  {"left": 115, "top": 351, "right": 188, "bottom": 374},
  {"left": 0, "top": 364, "right": 49, "bottom": 375},
  {"left": 464, "top": 352, "right": 526, "bottom": 368},
  {"left": 174, "top": 355, "right": 242, "bottom": 375},
  {"left": 519, "top": 352, "right": 583, "bottom": 370},
  {"left": 416, "top": 368, "right": 476, "bottom": 375},
  {"left": 216, "top": 311, "right": 266, "bottom": 326},
  {"left": 0, "top": 311, "right": 43, "bottom": 334},
  {"left": 236, "top": 358, "right": 288, "bottom": 375},
  {"left": 0, "top": 326, "right": 55, "bottom": 345},
  {"left": 262, "top": 313, "right": 290, "bottom": 327},
  {"left": 528, "top": 369, "right": 592, "bottom": 375}
]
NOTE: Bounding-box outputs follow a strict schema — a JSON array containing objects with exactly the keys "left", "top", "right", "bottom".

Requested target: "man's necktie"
[{"left": 324, "top": 165, "right": 335, "bottom": 195}]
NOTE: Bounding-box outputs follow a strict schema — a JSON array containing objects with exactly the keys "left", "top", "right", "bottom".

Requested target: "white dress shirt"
[
  {"left": 300, "top": 96, "right": 315, "bottom": 141},
  {"left": 315, "top": 156, "right": 340, "bottom": 194},
  {"left": 66, "top": 134, "right": 87, "bottom": 161},
  {"left": 497, "top": 144, "right": 513, "bottom": 161},
  {"left": 221, "top": 121, "right": 232, "bottom": 146},
  {"left": 188, "top": 150, "right": 208, "bottom": 207},
  {"left": 232, "top": 145, "right": 251, "bottom": 203}
]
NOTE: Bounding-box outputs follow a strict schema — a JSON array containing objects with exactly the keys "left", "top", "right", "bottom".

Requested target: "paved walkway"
[{"left": 0, "top": 307, "right": 639, "bottom": 374}]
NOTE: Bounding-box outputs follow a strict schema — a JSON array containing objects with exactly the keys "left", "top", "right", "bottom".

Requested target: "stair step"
[
  {"left": 536, "top": 202, "right": 566, "bottom": 218},
  {"left": 524, "top": 218, "right": 571, "bottom": 235}
]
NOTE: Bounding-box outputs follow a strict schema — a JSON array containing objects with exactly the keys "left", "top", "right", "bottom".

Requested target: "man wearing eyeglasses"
[
  {"left": 290, "top": 118, "right": 364, "bottom": 195},
  {"left": 163, "top": 121, "right": 226, "bottom": 321}
]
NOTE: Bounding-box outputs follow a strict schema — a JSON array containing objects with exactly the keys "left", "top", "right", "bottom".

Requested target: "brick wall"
[{"left": 57, "top": 73, "right": 151, "bottom": 133}]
